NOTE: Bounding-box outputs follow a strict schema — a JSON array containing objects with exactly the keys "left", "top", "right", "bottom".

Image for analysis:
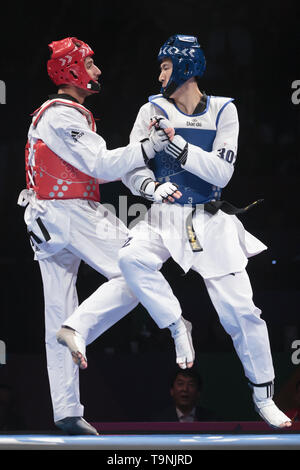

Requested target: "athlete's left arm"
[
  {"left": 122, "top": 103, "right": 160, "bottom": 195},
  {"left": 165, "top": 102, "right": 239, "bottom": 188}
]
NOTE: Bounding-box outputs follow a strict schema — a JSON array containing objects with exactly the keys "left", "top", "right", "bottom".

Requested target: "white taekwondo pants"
[
  {"left": 118, "top": 231, "right": 275, "bottom": 385},
  {"left": 33, "top": 201, "right": 140, "bottom": 423},
  {"left": 34, "top": 199, "right": 188, "bottom": 422}
]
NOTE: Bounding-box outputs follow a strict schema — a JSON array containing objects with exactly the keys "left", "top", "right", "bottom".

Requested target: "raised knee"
[
  {"left": 119, "top": 244, "right": 157, "bottom": 274},
  {"left": 118, "top": 245, "right": 138, "bottom": 272}
]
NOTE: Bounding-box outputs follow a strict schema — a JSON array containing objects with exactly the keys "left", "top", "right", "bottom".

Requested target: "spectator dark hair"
[{"left": 170, "top": 367, "right": 203, "bottom": 390}]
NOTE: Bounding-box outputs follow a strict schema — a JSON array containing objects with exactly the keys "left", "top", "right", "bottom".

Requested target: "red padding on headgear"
[
  {"left": 48, "top": 37, "right": 76, "bottom": 59},
  {"left": 47, "top": 37, "right": 99, "bottom": 93}
]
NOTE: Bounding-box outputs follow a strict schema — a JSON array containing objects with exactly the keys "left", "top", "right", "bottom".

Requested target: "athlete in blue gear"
[
  {"left": 158, "top": 34, "right": 206, "bottom": 99},
  {"left": 119, "top": 34, "right": 292, "bottom": 430}
]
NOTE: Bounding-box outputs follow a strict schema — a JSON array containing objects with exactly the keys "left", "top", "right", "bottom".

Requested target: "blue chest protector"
[
  {"left": 150, "top": 127, "right": 221, "bottom": 205},
  {"left": 148, "top": 94, "right": 231, "bottom": 205}
]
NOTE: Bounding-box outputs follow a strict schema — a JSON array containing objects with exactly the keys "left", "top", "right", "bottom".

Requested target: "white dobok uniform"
[
  {"left": 118, "top": 93, "right": 275, "bottom": 385},
  {"left": 18, "top": 97, "right": 148, "bottom": 423}
]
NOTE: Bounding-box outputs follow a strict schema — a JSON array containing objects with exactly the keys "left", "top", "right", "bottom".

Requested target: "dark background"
[{"left": 0, "top": 0, "right": 299, "bottom": 431}]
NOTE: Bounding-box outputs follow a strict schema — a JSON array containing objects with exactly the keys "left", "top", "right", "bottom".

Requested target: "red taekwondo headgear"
[{"left": 47, "top": 37, "right": 100, "bottom": 93}]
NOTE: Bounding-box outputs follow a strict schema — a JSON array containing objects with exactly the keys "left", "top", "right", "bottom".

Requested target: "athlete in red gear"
[{"left": 18, "top": 37, "right": 182, "bottom": 436}]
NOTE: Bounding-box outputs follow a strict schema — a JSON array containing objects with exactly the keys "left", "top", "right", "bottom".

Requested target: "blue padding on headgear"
[{"left": 158, "top": 34, "right": 206, "bottom": 97}]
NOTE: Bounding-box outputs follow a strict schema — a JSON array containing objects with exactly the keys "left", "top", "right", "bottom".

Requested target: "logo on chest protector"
[
  {"left": 186, "top": 118, "right": 202, "bottom": 127},
  {"left": 71, "top": 130, "right": 84, "bottom": 141}
]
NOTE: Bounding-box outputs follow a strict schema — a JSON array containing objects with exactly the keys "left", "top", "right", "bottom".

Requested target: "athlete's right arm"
[
  {"left": 122, "top": 104, "right": 161, "bottom": 193},
  {"left": 36, "top": 106, "right": 157, "bottom": 181},
  {"left": 121, "top": 105, "right": 180, "bottom": 203}
]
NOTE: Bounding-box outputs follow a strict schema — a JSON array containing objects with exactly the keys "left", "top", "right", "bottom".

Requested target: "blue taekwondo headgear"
[{"left": 158, "top": 34, "right": 206, "bottom": 98}]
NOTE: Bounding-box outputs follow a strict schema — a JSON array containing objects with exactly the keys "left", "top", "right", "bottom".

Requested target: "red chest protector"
[{"left": 25, "top": 99, "right": 100, "bottom": 202}]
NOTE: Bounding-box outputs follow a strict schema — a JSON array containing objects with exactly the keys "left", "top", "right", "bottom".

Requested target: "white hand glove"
[
  {"left": 139, "top": 178, "right": 179, "bottom": 203},
  {"left": 165, "top": 134, "right": 189, "bottom": 164},
  {"left": 141, "top": 126, "right": 170, "bottom": 160},
  {"left": 150, "top": 115, "right": 173, "bottom": 130}
]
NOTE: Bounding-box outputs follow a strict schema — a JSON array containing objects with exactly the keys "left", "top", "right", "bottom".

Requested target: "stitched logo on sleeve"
[{"left": 71, "top": 130, "right": 84, "bottom": 142}]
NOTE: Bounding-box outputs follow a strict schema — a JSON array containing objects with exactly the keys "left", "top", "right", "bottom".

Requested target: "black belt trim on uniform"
[
  {"left": 186, "top": 199, "right": 264, "bottom": 253},
  {"left": 204, "top": 199, "right": 264, "bottom": 215},
  {"left": 186, "top": 208, "right": 203, "bottom": 252}
]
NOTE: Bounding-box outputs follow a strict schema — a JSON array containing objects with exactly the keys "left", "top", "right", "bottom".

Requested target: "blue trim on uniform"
[
  {"left": 148, "top": 95, "right": 169, "bottom": 118},
  {"left": 215, "top": 98, "right": 234, "bottom": 128},
  {"left": 148, "top": 94, "right": 211, "bottom": 118}
]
